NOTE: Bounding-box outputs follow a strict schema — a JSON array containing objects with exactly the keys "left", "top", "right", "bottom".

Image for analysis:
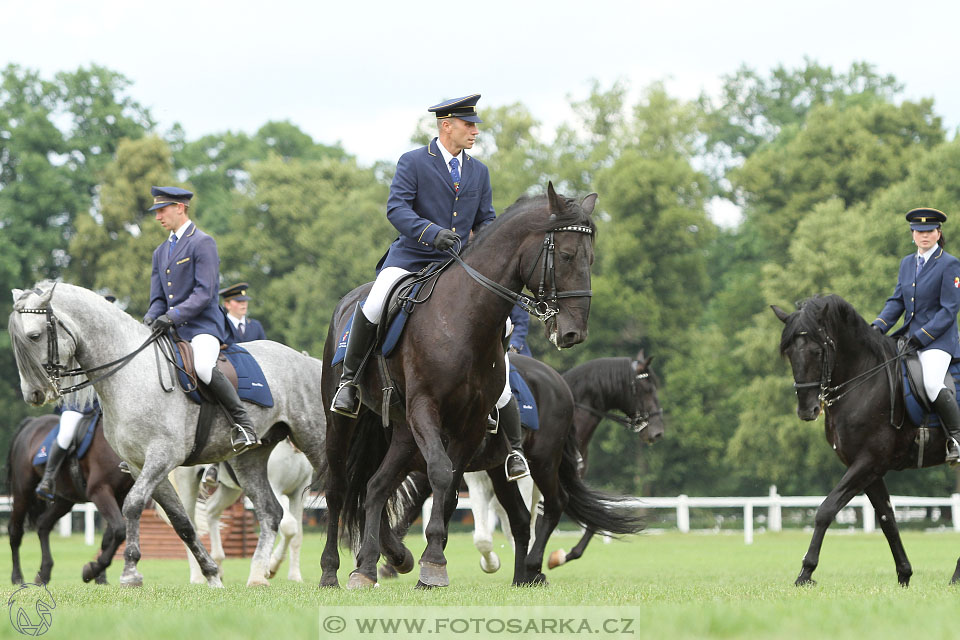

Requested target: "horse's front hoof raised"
[
  {"left": 547, "top": 549, "right": 567, "bottom": 570},
  {"left": 480, "top": 552, "right": 501, "bottom": 574},
  {"left": 347, "top": 571, "right": 378, "bottom": 589},
  {"left": 395, "top": 548, "right": 415, "bottom": 574},
  {"left": 82, "top": 562, "right": 100, "bottom": 583},
  {"left": 417, "top": 561, "right": 449, "bottom": 588}
]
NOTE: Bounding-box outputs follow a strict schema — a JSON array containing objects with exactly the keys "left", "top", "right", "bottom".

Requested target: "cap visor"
[{"left": 910, "top": 223, "right": 940, "bottom": 231}]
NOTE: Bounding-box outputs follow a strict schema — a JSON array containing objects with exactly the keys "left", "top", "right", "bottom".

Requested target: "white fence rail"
[{"left": 3, "top": 487, "right": 960, "bottom": 546}]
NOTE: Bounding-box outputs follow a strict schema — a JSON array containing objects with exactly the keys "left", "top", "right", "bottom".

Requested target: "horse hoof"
[
  {"left": 480, "top": 552, "right": 501, "bottom": 574},
  {"left": 379, "top": 564, "right": 399, "bottom": 580},
  {"left": 532, "top": 572, "right": 549, "bottom": 586},
  {"left": 119, "top": 573, "right": 143, "bottom": 588},
  {"left": 415, "top": 580, "right": 435, "bottom": 590},
  {"left": 82, "top": 562, "right": 99, "bottom": 583},
  {"left": 207, "top": 576, "right": 224, "bottom": 589},
  {"left": 417, "top": 561, "right": 449, "bottom": 588},
  {"left": 547, "top": 549, "right": 567, "bottom": 570},
  {"left": 794, "top": 578, "right": 816, "bottom": 587},
  {"left": 266, "top": 568, "right": 278, "bottom": 580},
  {"left": 395, "top": 549, "right": 415, "bottom": 574},
  {"left": 319, "top": 574, "right": 340, "bottom": 588},
  {"left": 34, "top": 573, "right": 49, "bottom": 585},
  {"left": 246, "top": 575, "right": 270, "bottom": 587},
  {"left": 347, "top": 571, "right": 378, "bottom": 589},
  {"left": 95, "top": 573, "right": 108, "bottom": 586}
]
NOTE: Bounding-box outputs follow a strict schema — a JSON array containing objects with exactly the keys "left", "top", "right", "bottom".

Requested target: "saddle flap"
[{"left": 174, "top": 339, "right": 239, "bottom": 394}]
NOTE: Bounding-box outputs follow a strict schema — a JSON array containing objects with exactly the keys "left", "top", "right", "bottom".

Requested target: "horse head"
[
  {"left": 519, "top": 182, "right": 597, "bottom": 349},
  {"left": 9, "top": 283, "right": 70, "bottom": 406},
  {"left": 773, "top": 299, "right": 836, "bottom": 421},
  {"left": 632, "top": 350, "right": 664, "bottom": 444}
]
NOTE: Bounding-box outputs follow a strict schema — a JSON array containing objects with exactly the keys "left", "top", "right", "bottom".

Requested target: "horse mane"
[
  {"left": 463, "top": 191, "right": 597, "bottom": 258},
  {"left": 780, "top": 294, "right": 889, "bottom": 359},
  {"left": 563, "top": 357, "right": 650, "bottom": 402}
]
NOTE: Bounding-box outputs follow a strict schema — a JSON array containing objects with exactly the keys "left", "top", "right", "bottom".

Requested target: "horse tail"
[
  {"left": 558, "top": 431, "right": 645, "bottom": 536},
  {"left": 340, "top": 411, "right": 392, "bottom": 551}
]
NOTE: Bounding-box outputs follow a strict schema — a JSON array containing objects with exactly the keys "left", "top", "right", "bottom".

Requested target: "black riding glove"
[
  {"left": 870, "top": 324, "right": 884, "bottom": 334},
  {"left": 143, "top": 316, "right": 155, "bottom": 327},
  {"left": 433, "top": 229, "right": 457, "bottom": 251},
  {"left": 153, "top": 314, "right": 174, "bottom": 331},
  {"left": 908, "top": 336, "right": 924, "bottom": 351}
]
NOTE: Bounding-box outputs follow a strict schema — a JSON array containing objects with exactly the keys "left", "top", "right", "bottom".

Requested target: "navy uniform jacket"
[
  {"left": 146, "top": 223, "right": 226, "bottom": 342},
  {"left": 225, "top": 317, "right": 267, "bottom": 343},
  {"left": 378, "top": 137, "right": 495, "bottom": 273},
  {"left": 509, "top": 304, "right": 533, "bottom": 356},
  {"left": 873, "top": 246, "right": 960, "bottom": 357}
]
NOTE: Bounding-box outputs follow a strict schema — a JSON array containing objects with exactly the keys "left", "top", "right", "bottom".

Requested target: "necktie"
[
  {"left": 917, "top": 255, "right": 925, "bottom": 276},
  {"left": 168, "top": 234, "right": 178, "bottom": 257},
  {"left": 239, "top": 321, "right": 245, "bottom": 337},
  {"left": 449, "top": 157, "right": 460, "bottom": 191}
]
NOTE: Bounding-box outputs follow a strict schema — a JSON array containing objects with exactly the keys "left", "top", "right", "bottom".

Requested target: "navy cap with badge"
[
  {"left": 147, "top": 186, "right": 194, "bottom": 212},
  {"left": 906, "top": 207, "right": 947, "bottom": 231},
  {"left": 219, "top": 282, "right": 251, "bottom": 302},
  {"left": 428, "top": 94, "right": 483, "bottom": 123}
]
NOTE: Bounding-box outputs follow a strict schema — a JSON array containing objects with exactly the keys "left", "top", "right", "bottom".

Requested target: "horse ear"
[
  {"left": 38, "top": 283, "right": 56, "bottom": 307},
  {"left": 547, "top": 181, "right": 563, "bottom": 217},
  {"left": 580, "top": 193, "right": 598, "bottom": 216},
  {"left": 11, "top": 288, "right": 23, "bottom": 303},
  {"left": 771, "top": 304, "right": 791, "bottom": 324}
]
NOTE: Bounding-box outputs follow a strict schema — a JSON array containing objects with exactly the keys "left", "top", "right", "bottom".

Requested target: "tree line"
[{"left": 2, "top": 59, "right": 957, "bottom": 497}]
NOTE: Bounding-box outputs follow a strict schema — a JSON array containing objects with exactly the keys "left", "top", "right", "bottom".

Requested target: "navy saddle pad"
[
  {"left": 510, "top": 365, "right": 539, "bottom": 431},
  {"left": 902, "top": 360, "right": 960, "bottom": 428},
  {"left": 175, "top": 344, "right": 274, "bottom": 407},
  {"left": 33, "top": 410, "right": 99, "bottom": 466},
  {"left": 332, "top": 286, "right": 428, "bottom": 365}
]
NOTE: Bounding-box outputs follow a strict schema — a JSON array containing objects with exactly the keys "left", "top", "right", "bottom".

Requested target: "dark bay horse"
[
  {"left": 7, "top": 414, "right": 132, "bottom": 585},
  {"left": 547, "top": 351, "right": 663, "bottom": 568},
  {"left": 379, "top": 353, "right": 646, "bottom": 584},
  {"left": 773, "top": 294, "right": 960, "bottom": 586},
  {"left": 320, "top": 184, "right": 598, "bottom": 589}
]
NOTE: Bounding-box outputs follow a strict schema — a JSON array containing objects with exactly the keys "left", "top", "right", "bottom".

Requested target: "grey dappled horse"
[
  {"left": 9, "top": 282, "right": 327, "bottom": 588},
  {"left": 173, "top": 438, "right": 314, "bottom": 583}
]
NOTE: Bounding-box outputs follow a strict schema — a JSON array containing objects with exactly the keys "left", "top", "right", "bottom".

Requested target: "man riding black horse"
[{"left": 330, "top": 94, "right": 530, "bottom": 481}]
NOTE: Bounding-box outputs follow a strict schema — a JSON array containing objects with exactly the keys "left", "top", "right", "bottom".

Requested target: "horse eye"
[
  {"left": 559, "top": 251, "right": 574, "bottom": 263},
  {"left": 27, "top": 333, "right": 41, "bottom": 342}
]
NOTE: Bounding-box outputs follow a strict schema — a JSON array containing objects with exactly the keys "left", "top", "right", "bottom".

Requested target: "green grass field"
[{"left": 4, "top": 528, "right": 960, "bottom": 639}]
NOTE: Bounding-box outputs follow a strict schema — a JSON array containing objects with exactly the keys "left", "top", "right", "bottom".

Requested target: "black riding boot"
[
  {"left": 500, "top": 396, "right": 530, "bottom": 481},
  {"left": 933, "top": 387, "right": 960, "bottom": 465},
  {"left": 330, "top": 304, "right": 378, "bottom": 418},
  {"left": 36, "top": 441, "right": 68, "bottom": 502},
  {"left": 208, "top": 368, "right": 259, "bottom": 453}
]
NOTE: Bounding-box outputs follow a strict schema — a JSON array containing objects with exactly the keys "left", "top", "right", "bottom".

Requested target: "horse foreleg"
[
  {"left": 9, "top": 496, "right": 29, "bottom": 584},
  {"left": 203, "top": 483, "right": 243, "bottom": 580},
  {"left": 229, "top": 447, "right": 282, "bottom": 587},
  {"left": 82, "top": 485, "right": 125, "bottom": 584},
  {"left": 487, "top": 466, "right": 532, "bottom": 585},
  {"left": 284, "top": 490, "right": 307, "bottom": 582},
  {"left": 379, "top": 472, "right": 430, "bottom": 580},
  {"left": 33, "top": 498, "right": 73, "bottom": 585},
  {"left": 796, "top": 462, "right": 877, "bottom": 586},
  {"left": 464, "top": 471, "right": 501, "bottom": 574},
  {"left": 864, "top": 478, "right": 912, "bottom": 586},
  {"left": 143, "top": 468, "right": 223, "bottom": 588},
  {"left": 320, "top": 415, "right": 354, "bottom": 588},
  {"left": 171, "top": 466, "right": 207, "bottom": 584}
]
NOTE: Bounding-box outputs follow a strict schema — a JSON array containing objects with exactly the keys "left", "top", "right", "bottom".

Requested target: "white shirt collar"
[
  {"left": 435, "top": 138, "right": 464, "bottom": 174},
  {"left": 919, "top": 244, "right": 938, "bottom": 263},
  {"left": 226, "top": 313, "right": 245, "bottom": 329},
  {"left": 169, "top": 219, "right": 193, "bottom": 242}
]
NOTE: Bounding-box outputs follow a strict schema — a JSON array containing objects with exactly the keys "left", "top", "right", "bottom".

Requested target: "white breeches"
[
  {"left": 919, "top": 348, "right": 952, "bottom": 402},
  {"left": 191, "top": 333, "right": 221, "bottom": 384},
  {"left": 361, "top": 267, "right": 411, "bottom": 323},
  {"left": 56, "top": 410, "right": 85, "bottom": 448}
]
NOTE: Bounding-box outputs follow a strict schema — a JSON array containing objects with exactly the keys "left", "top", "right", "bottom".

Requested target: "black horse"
[
  {"left": 320, "top": 184, "right": 598, "bottom": 589},
  {"left": 378, "top": 353, "right": 647, "bottom": 584},
  {"left": 548, "top": 351, "right": 664, "bottom": 568},
  {"left": 773, "top": 294, "right": 960, "bottom": 586},
  {"left": 7, "top": 414, "right": 132, "bottom": 585}
]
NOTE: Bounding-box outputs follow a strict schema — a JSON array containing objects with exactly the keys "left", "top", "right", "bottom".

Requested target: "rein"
[
  {"left": 444, "top": 224, "right": 594, "bottom": 324},
  {"left": 17, "top": 304, "right": 166, "bottom": 397}
]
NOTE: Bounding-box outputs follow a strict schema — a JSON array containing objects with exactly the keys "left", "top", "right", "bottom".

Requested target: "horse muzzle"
[{"left": 797, "top": 404, "right": 821, "bottom": 421}]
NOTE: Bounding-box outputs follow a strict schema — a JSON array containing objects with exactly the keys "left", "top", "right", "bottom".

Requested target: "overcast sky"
[{"left": 4, "top": 0, "right": 958, "bottom": 170}]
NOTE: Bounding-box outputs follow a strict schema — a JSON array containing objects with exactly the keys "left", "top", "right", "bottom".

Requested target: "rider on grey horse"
[
  {"left": 329, "top": 94, "right": 530, "bottom": 482},
  {"left": 143, "top": 186, "right": 258, "bottom": 453}
]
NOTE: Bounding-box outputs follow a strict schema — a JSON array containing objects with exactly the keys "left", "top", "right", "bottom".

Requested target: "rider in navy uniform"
[
  {"left": 220, "top": 282, "right": 267, "bottom": 343},
  {"left": 144, "top": 186, "right": 258, "bottom": 453},
  {"left": 508, "top": 304, "right": 532, "bottom": 356},
  {"left": 330, "top": 94, "right": 530, "bottom": 480},
  {"left": 872, "top": 207, "right": 960, "bottom": 464}
]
